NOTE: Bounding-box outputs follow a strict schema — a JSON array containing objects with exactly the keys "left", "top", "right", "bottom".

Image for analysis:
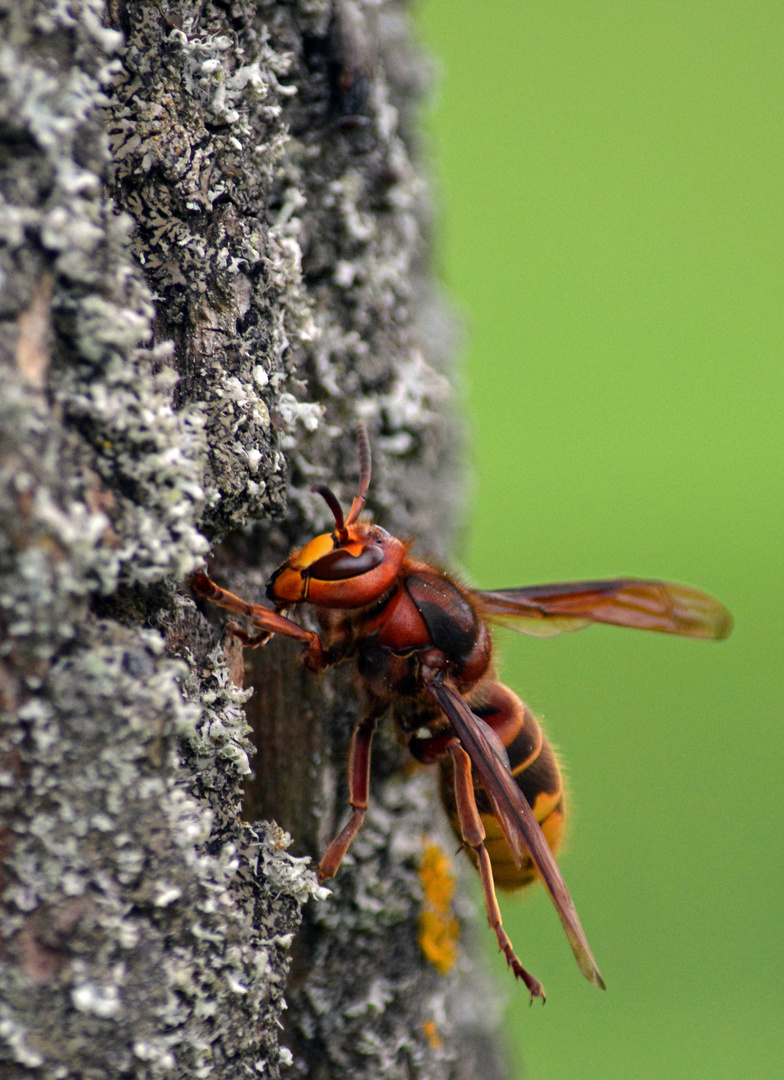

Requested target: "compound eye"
[{"left": 308, "top": 543, "right": 385, "bottom": 581}]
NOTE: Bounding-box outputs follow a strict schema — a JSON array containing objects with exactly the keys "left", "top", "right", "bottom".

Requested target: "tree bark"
[{"left": 0, "top": 2, "right": 507, "bottom": 1078}]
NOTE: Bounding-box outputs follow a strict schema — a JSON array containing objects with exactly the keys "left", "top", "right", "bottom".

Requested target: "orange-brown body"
[
  {"left": 191, "top": 422, "right": 731, "bottom": 999},
  {"left": 300, "top": 547, "right": 566, "bottom": 893}
]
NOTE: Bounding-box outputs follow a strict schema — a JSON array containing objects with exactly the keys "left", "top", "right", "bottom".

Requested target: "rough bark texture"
[{"left": 0, "top": 2, "right": 507, "bottom": 1079}]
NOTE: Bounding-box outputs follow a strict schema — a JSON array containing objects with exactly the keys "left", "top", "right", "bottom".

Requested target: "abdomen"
[{"left": 440, "top": 684, "right": 566, "bottom": 890}]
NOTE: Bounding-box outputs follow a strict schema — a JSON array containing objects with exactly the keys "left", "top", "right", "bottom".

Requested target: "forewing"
[
  {"left": 475, "top": 579, "right": 732, "bottom": 640},
  {"left": 427, "top": 680, "right": 605, "bottom": 990}
]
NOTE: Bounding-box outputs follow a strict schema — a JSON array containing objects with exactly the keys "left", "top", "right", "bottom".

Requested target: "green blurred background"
[{"left": 414, "top": 3, "right": 783, "bottom": 1078}]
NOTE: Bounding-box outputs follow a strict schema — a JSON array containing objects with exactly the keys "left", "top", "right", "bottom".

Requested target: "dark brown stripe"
[
  {"left": 506, "top": 705, "right": 544, "bottom": 776},
  {"left": 514, "top": 737, "right": 562, "bottom": 807}
]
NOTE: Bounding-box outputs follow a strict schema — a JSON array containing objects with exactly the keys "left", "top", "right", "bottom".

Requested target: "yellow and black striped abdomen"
[{"left": 440, "top": 691, "right": 565, "bottom": 890}]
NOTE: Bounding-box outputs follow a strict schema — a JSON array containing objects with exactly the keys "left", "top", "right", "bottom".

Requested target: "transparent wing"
[{"left": 475, "top": 579, "right": 732, "bottom": 640}]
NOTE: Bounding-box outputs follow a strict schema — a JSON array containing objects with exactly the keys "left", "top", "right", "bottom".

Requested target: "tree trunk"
[{"left": 0, "top": 2, "right": 507, "bottom": 1078}]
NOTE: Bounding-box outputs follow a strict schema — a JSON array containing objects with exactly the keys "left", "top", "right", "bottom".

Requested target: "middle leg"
[{"left": 318, "top": 713, "right": 378, "bottom": 883}]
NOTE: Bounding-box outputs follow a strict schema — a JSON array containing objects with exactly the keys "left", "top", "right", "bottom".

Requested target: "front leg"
[{"left": 191, "top": 570, "right": 326, "bottom": 672}]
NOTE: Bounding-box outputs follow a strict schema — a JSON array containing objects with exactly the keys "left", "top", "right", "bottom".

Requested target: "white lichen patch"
[
  {"left": 182, "top": 641, "right": 254, "bottom": 787},
  {"left": 71, "top": 981, "right": 122, "bottom": 1018}
]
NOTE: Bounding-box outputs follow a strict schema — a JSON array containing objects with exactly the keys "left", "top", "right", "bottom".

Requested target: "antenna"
[
  {"left": 311, "top": 421, "right": 372, "bottom": 540},
  {"left": 344, "top": 421, "right": 371, "bottom": 527},
  {"left": 311, "top": 484, "right": 347, "bottom": 542}
]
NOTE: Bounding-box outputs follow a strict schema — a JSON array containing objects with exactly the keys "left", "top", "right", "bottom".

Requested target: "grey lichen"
[
  {"left": 0, "top": 600, "right": 323, "bottom": 1078},
  {"left": 1, "top": 0, "right": 504, "bottom": 1078},
  {"left": 1, "top": 0, "right": 320, "bottom": 1077},
  {"left": 0, "top": 0, "right": 209, "bottom": 591},
  {"left": 105, "top": 0, "right": 322, "bottom": 535}
]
